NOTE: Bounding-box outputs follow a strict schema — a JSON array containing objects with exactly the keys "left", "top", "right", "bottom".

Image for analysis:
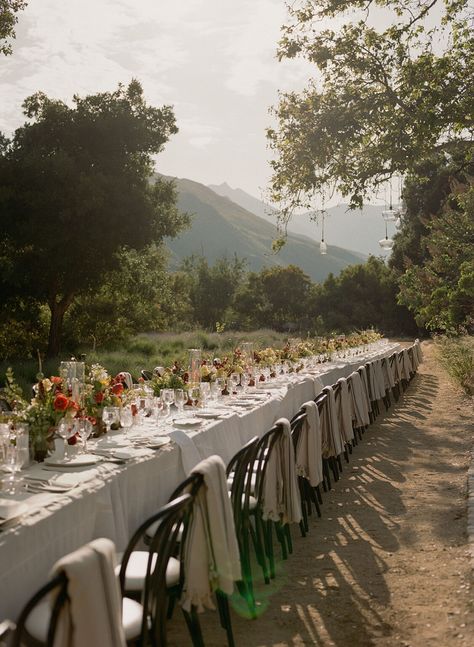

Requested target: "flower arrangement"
[{"left": 1, "top": 329, "right": 382, "bottom": 460}]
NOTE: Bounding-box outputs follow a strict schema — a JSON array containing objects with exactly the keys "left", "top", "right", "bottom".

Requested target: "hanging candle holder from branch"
[
  {"left": 379, "top": 221, "right": 394, "bottom": 251},
  {"left": 382, "top": 177, "right": 397, "bottom": 222},
  {"left": 319, "top": 201, "right": 327, "bottom": 255}
]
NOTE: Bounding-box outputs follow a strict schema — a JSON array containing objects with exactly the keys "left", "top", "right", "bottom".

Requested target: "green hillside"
[{"left": 164, "top": 176, "right": 366, "bottom": 282}]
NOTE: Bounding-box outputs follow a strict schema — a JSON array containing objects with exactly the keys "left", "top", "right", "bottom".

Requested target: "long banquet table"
[{"left": 0, "top": 343, "right": 399, "bottom": 621}]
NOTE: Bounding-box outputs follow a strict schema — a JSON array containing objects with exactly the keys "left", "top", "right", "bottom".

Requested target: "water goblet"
[
  {"left": 215, "top": 377, "right": 226, "bottom": 396},
  {"left": 57, "top": 418, "right": 76, "bottom": 459},
  {"left": 199, "top": 382, "right": 210, "bottom": 410},
  {"left": 161, "top": 389, "right": 175, "bottom": 417},
  {"left": 187, "top": 386, "right": 200, "bottom": 416},
  {"left": 0, "top": 423, "right": 11, "bottom": 462},
  {"left": 174, "top": 389, "right": 186, "bottom": 417},
  {"left": 119, "top": 408, "right": 133, "bottom": 440},
  {"left": 1, "top": 442, "right": 26, "bottom": 493},
  {"left": 240, "top": 373, "right": 250, "bottom": 393},
  {"left": 102, "top": 406, "right": 120, "bottom": 441},
  {"left": 229, "top": 373, "right": 240, "bottom": 396},
  {"left": 75, "top": 418, "right": 93, "bottom": 453},
  {"left": 209, "top": 382, "right": 220, "bottom": 406}
]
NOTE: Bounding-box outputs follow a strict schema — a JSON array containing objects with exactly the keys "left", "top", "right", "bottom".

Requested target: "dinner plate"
[
  {"left": 194, "top": 412, "right": 223, "bottom": 420},
  {"left": 172, "top": 419, "right": 202, "bottom": 429},
  {"left": 0, "top": 500, "right": 28, "bottom": 524},
  {"left": 146, "top": 438, "right": 169, "bottom": 449},
  {"left": 44, "top": 454, "right": 102, "bottom": 468}
]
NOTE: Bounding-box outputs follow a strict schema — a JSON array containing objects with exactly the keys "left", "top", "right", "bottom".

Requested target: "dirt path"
[{"left": 168, "top": 341, "right": 474, "bottom": 646}]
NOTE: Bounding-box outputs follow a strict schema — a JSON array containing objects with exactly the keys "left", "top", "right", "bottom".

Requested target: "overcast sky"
[{"left": 0, "top": 0, "right": 318, "bottom": 200}]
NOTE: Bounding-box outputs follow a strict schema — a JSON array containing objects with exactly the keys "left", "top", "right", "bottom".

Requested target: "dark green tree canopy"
[
  {"left": 0, "top": 81, "right": 188, "bottom": 355},
  {"left": 0, "top": 0, "right": 26, "bottom": 55},
  {"left": 268, "top": 0, "right": 474, "bottom": 217}
]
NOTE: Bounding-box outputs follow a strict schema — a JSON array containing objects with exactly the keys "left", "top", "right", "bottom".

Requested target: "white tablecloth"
[{"left": 0, "top": 344, "right": 399, "bottom": 621}]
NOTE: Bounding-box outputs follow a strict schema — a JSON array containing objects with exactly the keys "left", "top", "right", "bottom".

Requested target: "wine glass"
[
  {"left": 174, "top": 389, "right": 186, "bottom": 417},
  {"left": 1, "top": 443, "right": 26, "bottom": 493},
  {"left": 161, "top": 389, "right": 175, "bottom": 417},
  {"left": 57, "top": 418, "right": 76, "bottom": 459},
  {"left": 240, "top": 373, "right": 250, "bottom": 393},
  {"left": 102, "top": 406, "right": 120, "bottom": 441},
  {"left": 119, "top": 408, "right": 133, "bottom": 440},
  {"left": 209, "top": 382, "right": 220, "bottom": 406},
  {"left": 0, "top": 423, "right": 11, "bottom": 462},
  {"left": 199, "top": 382, "right": 210, "bottom": 410},
  {"left": 187, "top": 386, "right": 200, "bottom": 416},
  {"left": 153, "top": 397, "right": 169, "bottom": 430},
  {"left": 74, "top": 418, "right": 93, "bottom": 453},
  {"left": 215, "top": 377, "right": 226, "bottom": 396},
  {"left": 230, "top": 373, "right": 240, "bottom": 396}
]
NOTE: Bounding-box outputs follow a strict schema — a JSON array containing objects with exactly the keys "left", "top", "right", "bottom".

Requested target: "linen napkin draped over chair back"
[
  {"left": 401, "top": 349, "right": 413, "bottom": 380},
  {"left": 358, "top": 366, "right": 372, "bottom": 414},
  {"left": 347, "top": 371, "right": 370, "bottom": 428},
  {"left": 336, "top": 378, "right": 354, "bottom": 443},
  {"left": 372, "top": 360, "right": 386, "bottom": 401},
  {"left": 295, "top": 401, "right": 323, "bottom": 487},
  {"left": 181, "top": 455, "right": 242, "bottom": 613},
  {"left": 320, "top": 386, "right": 344, "bottom": 458},
  {"left": 262, "top": 418, "right": 302, "bottom": 525},
  {"left": 381, "top": 357, "right": 396, "bottom": 390},
  {"left": 51, "top": 538, "right": 126, "bottom": 647}
]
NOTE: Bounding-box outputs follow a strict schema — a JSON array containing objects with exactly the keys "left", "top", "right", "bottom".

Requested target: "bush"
[{"left": 436, "top": 335, "right": 474, "bottom": 395}]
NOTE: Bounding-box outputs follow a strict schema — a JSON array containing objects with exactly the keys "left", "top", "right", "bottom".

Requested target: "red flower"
[
  {"left": 53, "top": 393, "right": 69, "bottom": 411},
  {"left": 51, "top": 376, "right": 62, "bottom": 385},
  {"left": 112, "top": 383, "right": 124, "bottom": 396},
  {"left": 94, "top": 391, "right": 104, "bottom": 404},
  {"left": 67, "top": 400, "right": 79, "bottom": 411}
]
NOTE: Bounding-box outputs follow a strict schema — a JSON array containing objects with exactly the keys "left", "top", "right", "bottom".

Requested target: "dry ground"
[{"left": 168, "top": 341, "right": 474, "bottom": 646}]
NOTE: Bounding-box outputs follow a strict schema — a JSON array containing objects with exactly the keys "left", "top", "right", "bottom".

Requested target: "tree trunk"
[{"left": 46, "top": 294, "right": 74, "bottom": 358}]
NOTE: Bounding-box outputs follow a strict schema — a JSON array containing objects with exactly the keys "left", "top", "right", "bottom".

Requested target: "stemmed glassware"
[
  {"left": 229, "top": 373, "right": 240, "bottom": 397},
  {"left": 161, "top": 389, "right": 175, "bottom": 418},
  {"left": 1, "top": 442, "right": 26, "bottom": 493},
  {"left": 240, "top": 373, "right": 250, "bottom": 393},
  {"left": 199, "top": 382, "right": 210, "bottom": 410},
  {"left": 174, "top": 389, "right": 186, "bottom": 417},
  {"left": 102, "top": 406, "right": 120, "bottom": 442},
  {"left": 119, "top": 408, "right": 133, "bottom": 440},
  {"left": 74, "top": 418, "right": 93, "bottom": 453},
  {"left": 57, "top": 418, "right": 76, "bottom": 459},
  {"left": 187, "top": 386, "right": 200, "bottom": 416}
]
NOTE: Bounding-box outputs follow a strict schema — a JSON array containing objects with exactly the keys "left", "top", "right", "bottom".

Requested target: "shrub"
[{"left": 436, "top": 335, "right": 474, "bottom": 395}]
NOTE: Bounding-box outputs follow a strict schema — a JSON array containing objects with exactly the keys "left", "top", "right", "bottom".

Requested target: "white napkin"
[
  {"left": 296, "top": 401, "right": 323, "bottom": 487},
  {"left": 51, "top": 538, "right": 126, "bottom": 647},
  {"left": 0, "top": 499, "right": 27, "bottom": 520},
  {"left": 181, "top": 455, "right": 242, "bottom": 613},
  {"left": 336, "top": 378, "right": 354, "bottom": 443},
  {"left": 347, "top": 371, "right": 370, "bottom": 428},
  {"left": 320, "top": 386, "right": 344, "bottom": 458},
  {"left": 168, "top": 430, "right": 202, "bottom": 474},
  {"left": 262, "top": 418, "right": 302, "bottom": 525}
]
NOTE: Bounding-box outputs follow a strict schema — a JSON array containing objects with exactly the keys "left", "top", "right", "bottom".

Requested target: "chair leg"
[
  {"left": 250, "top": 513, "right": 269, "bottom": 584},
  {"left": 315, "top": 484, "right": 323, "bottom": 505},
  {"left": 274, "top": 521, "right": 288, "bottom": 560},
  {"left": 284, "top": 523, "right": 293, "bottom": 555},
  {"left": 216, "top": 591, "right": 235, "bottom": 647},
  {"left": 182, "top": 606, "right": 205, "bottom": 647},
  {"left": 264, "top": 519, "right": 275, "bottom": 579},
  {"left": 237, "top": 525, "right": 257, "bottom": 616}
]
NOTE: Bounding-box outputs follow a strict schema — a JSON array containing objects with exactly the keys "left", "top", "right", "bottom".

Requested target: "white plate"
[
  {"left": 0, "top": 500, "right": 28, "bottom": 523},
  {"left": 44, "top": 454, "right": 102, "bottom": 468},
  {"left": 194, "top": 412, "right": 223, "bottom": 420},
  {"left": 173, "top": 419, "right": 202, "bottom": 429},
  {"left": 147, "top": 438, "right": 169, "bottom": 449}
]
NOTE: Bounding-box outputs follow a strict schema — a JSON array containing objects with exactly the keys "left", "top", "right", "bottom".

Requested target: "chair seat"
[
  {"left": 145, "top": 520, "right": 183, "bottom": 543},
  {"left": 117, "top": 552, "right": 181, "bottom": 591},
  {"left": 24, "top": 594, "right": 144, "bottom": 642}
]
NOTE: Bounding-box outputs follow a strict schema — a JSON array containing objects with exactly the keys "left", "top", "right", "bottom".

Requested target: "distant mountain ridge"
[
  {"left": 163, "top": 175, "right": 366, "bottom": 283},
  {"left": 209, "top": 182, "right": 397, "bottom": 258}
]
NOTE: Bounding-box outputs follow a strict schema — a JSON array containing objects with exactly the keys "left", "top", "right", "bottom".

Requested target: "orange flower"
[
  {"left": 112, "top": 383, "right": 124, "bottom": 396},
  {"left": 53, "top": 393, "right": 69, "bottom": 411}
]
